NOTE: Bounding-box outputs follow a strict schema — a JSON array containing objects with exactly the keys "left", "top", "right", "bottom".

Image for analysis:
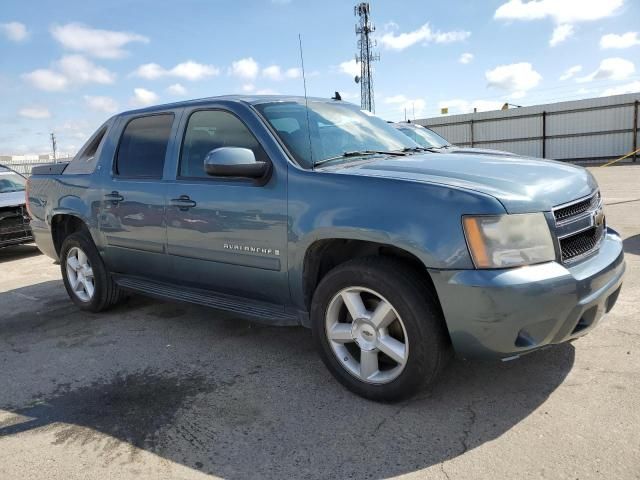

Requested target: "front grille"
[
  {"left": 559, "top": 223, "right": 604, "bottom": 262},
  {"left": 0, "top": 205, "right": 27, "bottom": 229},
  {"left": 553, "top": 190, "right": 604, "bottom": 263},
  {"left": 554, "top": 191, "right": 600, "bottom": 222},
  {"left": 0, "top": 229, "right": 32, "bottom": 245}
]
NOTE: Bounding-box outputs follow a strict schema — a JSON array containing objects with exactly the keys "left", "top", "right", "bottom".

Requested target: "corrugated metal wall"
[{"left": 417, "top": 93, "right": 640, "bottom": 164}]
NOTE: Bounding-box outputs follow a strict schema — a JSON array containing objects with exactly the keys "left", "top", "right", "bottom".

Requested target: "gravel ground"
[{"left": 0, "top": 166, "right": 638, "bottom": 480}]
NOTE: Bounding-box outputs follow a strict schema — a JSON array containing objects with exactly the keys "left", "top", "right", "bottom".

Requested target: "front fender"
[{"left": 286, "top": 167, "right": 506, "bottom": 309}]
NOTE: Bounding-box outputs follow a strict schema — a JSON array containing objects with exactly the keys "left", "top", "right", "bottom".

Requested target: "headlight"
[{"left": 462, "top": 213, "right": 555, "bottom": 269}]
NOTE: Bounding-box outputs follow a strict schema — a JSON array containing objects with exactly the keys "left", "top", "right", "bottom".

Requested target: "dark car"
[
  {"left": 0, "top": 165, "right": 33, "bottom": 248},
  {"left": 394, "top": 122, "right": 518, "bottom": 157}
]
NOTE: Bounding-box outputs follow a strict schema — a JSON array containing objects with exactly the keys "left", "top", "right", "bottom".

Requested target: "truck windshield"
[
  {"left": 0, "top": 170, "right": 26, "bottom": 193},
  {"left": 397, "top": 126, "right": 451, "bottom": 149},
  {"left": 255, "top": 101, "right": 419, "bottom": 168}
]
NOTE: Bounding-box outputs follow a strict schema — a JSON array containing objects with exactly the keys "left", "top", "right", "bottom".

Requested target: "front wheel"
[
  {"left": 311, "top": 257, "right": 450, "bottom": 401},
  {"left": 60, "top": 231, "right": 124, "bottom": 312}
]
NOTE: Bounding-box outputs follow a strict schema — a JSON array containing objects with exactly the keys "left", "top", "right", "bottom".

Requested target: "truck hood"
[
  {"left": 324, "top": 153, "right": 597, "bottom": 213},
  {"left": 0, "top": 191, "right": 26, "bottom": 209}
]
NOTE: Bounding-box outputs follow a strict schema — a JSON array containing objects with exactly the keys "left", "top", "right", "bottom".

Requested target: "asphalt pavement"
[{"left": 0, "top": 166, "right": 638, "bottom": 479}]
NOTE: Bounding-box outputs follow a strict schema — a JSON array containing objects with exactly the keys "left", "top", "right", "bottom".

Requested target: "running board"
[{"left": 114, "top": 276, "right": 301, "bottom": 326}]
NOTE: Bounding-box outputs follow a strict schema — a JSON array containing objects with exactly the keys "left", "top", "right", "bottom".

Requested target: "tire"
[
  {"left": 311, "top": 257, "right": 450, "bottom": 402},
  {"left": 60, "top": 231, "right": 124, "bottom": 312}
]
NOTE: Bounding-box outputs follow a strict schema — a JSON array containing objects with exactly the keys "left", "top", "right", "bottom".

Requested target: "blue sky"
[{"left": 1, "top": 0, "right": 639, "bottom": 155}]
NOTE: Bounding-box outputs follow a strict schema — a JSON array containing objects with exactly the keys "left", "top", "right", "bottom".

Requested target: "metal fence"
[{"left": 417, "top": 92, "right": 640, "bottom": 164}]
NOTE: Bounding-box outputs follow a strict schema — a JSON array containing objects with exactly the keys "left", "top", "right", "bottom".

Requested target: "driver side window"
[{"left": 179, "top": 110, "right": 268, "bottom": 178}]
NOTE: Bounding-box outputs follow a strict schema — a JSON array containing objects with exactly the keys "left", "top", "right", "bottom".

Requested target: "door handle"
[
  {"left": 104, "top": 191, "right": 124, "bottom": 204},
  {"left": 171, "top": 195, "right": 197, "bottom": 211}
]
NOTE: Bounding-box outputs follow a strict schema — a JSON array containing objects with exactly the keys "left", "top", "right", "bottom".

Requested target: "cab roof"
[{"left": 120, "top": 95, "right": 344, "bottom": 117}]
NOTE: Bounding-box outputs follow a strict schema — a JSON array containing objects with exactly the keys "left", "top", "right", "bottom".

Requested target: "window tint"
[
  {"left": 180, "top": 110, "right": 268, "bottom": 178},
  {"left": 116, "top": 114, "right": 174, "bottom": 178},
  {"left": 64, "top": 126, "right": 107, "bottom": 175}
]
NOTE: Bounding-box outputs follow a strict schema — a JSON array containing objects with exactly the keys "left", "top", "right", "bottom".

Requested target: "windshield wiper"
[
  {"left": 419, "top": 145, "right": 450, "bottom": 152},
  {"left": 402, "top": 146, "right": 431, "bottom": 153},
  {"left": 313, "top": 150, "right": 406, "bottom": 167}
]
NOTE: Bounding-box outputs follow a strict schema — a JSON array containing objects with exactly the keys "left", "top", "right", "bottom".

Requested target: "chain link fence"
[{"left": 1, "top": 158, "right": 73, "bottom": 176}]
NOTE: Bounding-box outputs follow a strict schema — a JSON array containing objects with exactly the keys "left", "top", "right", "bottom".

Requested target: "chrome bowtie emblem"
[{"left": 593, "top": 208, "right": 604, "bottom": 227}]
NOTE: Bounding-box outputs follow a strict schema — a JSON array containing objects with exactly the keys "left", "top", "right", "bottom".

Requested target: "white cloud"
[
  {"left": 486, "top": 62, "right": 542, "bottom": 96},
  {"left": 577, "top": 57, "right": 635, "bottom": 82},
  {"left": 58, "top": 55, "right": 116, "bottom": 84},
  {"left": 171, "top": 61, "right": 219, "bottom": 81},
  {"left": 262, "top": 65, "right": 282, "bottom": 80},
  {"left": 600, "top": 32, "right": 640, "bottom": 49},
  {"left": 601, "top": 80, "right": 640, "bottom": 96},
  {"left": 132, "top": 61, "right": 219, "bottom": 81},
  {"left": 339, "top": 59, "right": 360, "bottom": 77},
  {"left": 285, "top": 67, "right": 301, "bottom": 79},
  {"left": 22, "top": 69, "right": 69, "bottom": 91},
  {"left": 1, "top": 22, "right": 28, "bottom": 42},
  {"left": 261, "top": 65, "right": 302, "bottom": 81},
  {"left": 550, "top": 24, "right": 574, "bottom": 46},
  {"left": 384, "top": 95, "right": 427, "bottom": 117},
  {"left": 559, "top": 65, "right": 583, "bottom": 80},
  {"left": 494, "top": 0, "right": 624, "bottom": 24},
  {"left": 18, "top": 106, "right": 51, "bottom": 119},
  {"left": 380, "top": 23, "right": 470, "bottom": 51},
  {"left": 229, "top": 57, "right": 259, "bottom": 80},
  {"left": 167, "top": 83, "right": 187, "bottom": 96},
  {"left": 495, "top": 0, "right": 623, "bottom": 46},
  {"left": 241, "top": 84, "right": 255, "bottom": 93},
  {"left": 133, "top": 63, "right": 165, "bottom": 80},
  {"left": 23, "top": 55, "right": 116, "bottom": 91},
  {"left": 130, "top": 88, "right": 158, "bottom": 107},
  {"left": 84, "top": 95, "right": 118, "bottom": 113},
  {"left": 51, "top": 23, "right": 149, "bottom": 59},
  {"left": 459, "top": 52, "right": 474, "bottom": 64},
  {"left": 438, "top": 99, "right": 505, "bottom": 114}
]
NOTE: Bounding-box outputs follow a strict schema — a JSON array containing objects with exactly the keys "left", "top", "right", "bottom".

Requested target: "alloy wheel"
[
  {"left": 66, "top": 246, "right": 95, "bottom": 302},
  {"left": 325, "top": 286, "right": 409, "bottom": 384}
]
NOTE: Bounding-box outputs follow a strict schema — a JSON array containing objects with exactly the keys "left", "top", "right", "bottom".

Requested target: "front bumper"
[
  {"left": 430, "top": 228, "right": 625, "bottom": 359},
  {"left": 0, "top": 216, "right": 33, "bottom": 248}
]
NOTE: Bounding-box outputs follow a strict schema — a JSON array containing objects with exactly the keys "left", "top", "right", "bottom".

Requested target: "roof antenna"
[
  {"left": 298, "top": 33, "right": 313, "bottom": 165},
  {"left": 332, "top": 91, "right": 342, "bottom": 101}
]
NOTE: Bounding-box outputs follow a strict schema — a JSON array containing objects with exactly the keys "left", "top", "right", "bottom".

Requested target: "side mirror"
[{"left": 204, "top": 147, "right": 268, "bottom": 178}]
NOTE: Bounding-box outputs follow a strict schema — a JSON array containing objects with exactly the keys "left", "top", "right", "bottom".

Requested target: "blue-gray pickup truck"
[{"left": 27, "top": 95, "right": 625, "bottom": 401}]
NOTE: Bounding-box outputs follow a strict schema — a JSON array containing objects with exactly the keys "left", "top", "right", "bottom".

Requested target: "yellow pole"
[{"left": 601, "top": 147, "right": 640, "bottom": 167}]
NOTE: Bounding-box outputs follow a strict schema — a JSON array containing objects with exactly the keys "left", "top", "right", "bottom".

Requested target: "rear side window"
[
  {"left": 116, "top": 114, "right": 174, "bottom": 178},
  {"left": 64, "top": 126, "right": 107, "bottom": 175}
]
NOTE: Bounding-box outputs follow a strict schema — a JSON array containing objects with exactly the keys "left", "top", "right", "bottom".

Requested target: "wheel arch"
[
  {"left": 301, "top": 237, "right": 443, "bottom": 315},
  {"left": 51, "top": 213, "right": 92, "bottom": 257}
]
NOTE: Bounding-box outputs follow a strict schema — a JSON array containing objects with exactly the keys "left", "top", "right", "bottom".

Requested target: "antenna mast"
[
  {"left": 50, "top": 132, "right": 57, "bottom": 163},
  {"left": 354, "top": 2, "right": 379, "bottom": 112}
]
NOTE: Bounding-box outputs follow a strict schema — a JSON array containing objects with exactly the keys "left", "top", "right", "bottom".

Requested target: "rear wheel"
[
  {"left": 60, "top": 231, "right": 124, "bottom": 312},
  {"left": 311, "top": 257, "right": 450, "bottom": 401}
]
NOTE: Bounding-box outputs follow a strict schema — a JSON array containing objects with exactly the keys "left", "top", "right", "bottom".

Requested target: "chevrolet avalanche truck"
[{"left": 27, "top": 96, "right": 625, "bottom": 401}]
